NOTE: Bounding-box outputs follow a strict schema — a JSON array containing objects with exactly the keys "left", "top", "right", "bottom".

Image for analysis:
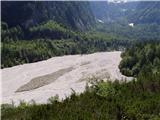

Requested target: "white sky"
[{"left": 108, "top": 0, "right": 160, "bottom": 1}]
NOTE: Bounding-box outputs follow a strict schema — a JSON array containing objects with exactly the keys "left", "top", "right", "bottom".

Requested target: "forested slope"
[{"left": 1, "top": 20, "right": 130, "bottom": 68}]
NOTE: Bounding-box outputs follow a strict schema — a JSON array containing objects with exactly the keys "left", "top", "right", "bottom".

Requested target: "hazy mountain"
[
  {"left": 128, "top": 1, "right": 160, "bottom": 24},
  {"left": 90, "top": 1, "right": 160, "bottom": 25}
]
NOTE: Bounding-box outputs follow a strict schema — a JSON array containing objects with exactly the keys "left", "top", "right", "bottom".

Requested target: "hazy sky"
[{"left": 108, "top": 0, "right": 160, "bottom": 1}]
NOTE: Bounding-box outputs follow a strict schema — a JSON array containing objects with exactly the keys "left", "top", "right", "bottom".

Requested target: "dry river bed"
[{"left": 1, "top": 51, "right": 132, "bottom": 105}]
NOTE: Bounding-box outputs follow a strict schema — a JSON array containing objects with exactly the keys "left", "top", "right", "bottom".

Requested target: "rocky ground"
[{"left": 2, "top": 51, "right": 132, "bottom": 105}]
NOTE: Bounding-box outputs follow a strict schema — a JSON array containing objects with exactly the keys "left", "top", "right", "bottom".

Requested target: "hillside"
[
  {"left": 2, "top": 1, "right": 95, "bottom": 30},
  {"left": 128, "top": 1, "right": 160, "bottom": 24}
]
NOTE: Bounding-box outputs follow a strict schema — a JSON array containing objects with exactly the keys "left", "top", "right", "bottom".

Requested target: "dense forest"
[
  {"left": 2, "top": 19, "right": 160, "bottom": 68},
  {"left": 119, "top": 42, "right": 160, "bottom": 76},
  {"left": 1, "top": 20, "right": 131, "bottom": 68},
  {"left": 2, "top": 43, "right": 160, "bottom": 120}
]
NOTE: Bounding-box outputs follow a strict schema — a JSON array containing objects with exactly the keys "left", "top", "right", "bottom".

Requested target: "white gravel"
[{"left": 1, "top": 51, "right": 131, "bottom": 105}]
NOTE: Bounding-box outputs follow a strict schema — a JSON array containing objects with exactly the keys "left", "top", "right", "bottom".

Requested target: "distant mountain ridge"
[
  {"left": 128, "top": 1, "right": 160, "bottom": 24},
  {"left": 2, "top": 1, "right": 160, "bottom": 31},
  {"left": 2, "top": 1, "right": 96, "bottom": 30},
  {"left": 90, "top": 1, "right": 160, "bottom": 25}
]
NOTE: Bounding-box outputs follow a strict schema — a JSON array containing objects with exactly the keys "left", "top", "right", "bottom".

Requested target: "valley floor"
[{"left": 2, "top": 51, "right": 131, "bottom": 105}]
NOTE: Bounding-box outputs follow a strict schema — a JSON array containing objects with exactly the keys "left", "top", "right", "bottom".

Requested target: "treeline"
[
  {"left": 119, "top": 42, "right": 160, "bottom": 76},
  {"left": 2, "top": 20, "right": 160, "bottom": 68},
  {"left": 2, "top": 69, "right": 160, "bottom": 120},
  {"left": 2, "top": 39, "right": 129, "bottom": 68},
  {"left": 1, "top": 21, "right": 130, "bottom": 68}
]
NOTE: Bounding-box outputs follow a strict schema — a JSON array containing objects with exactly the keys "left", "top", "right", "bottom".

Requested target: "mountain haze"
[{"left": 90, "top": 1, "right": 160, "bottom": 24}]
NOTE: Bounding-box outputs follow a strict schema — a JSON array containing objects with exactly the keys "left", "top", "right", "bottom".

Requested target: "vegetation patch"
[{"left": 119, "top": 42, "right": 160, "bottom": 76}]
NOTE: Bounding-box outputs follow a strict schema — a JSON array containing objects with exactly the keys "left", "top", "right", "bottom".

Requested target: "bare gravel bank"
[{"left": 2, "top": 51, "right": 132, "bottom": 105}]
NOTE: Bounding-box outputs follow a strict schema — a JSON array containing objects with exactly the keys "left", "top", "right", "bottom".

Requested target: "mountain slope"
[
  {"left": 128, "top": 1, "right": 160, "bottom": 24},
  {"left": 90, "top": 1, "right": 160, "bottom": 24},
  {"left": 2, "top": 1, "right": 96, "bottom": 30}
]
